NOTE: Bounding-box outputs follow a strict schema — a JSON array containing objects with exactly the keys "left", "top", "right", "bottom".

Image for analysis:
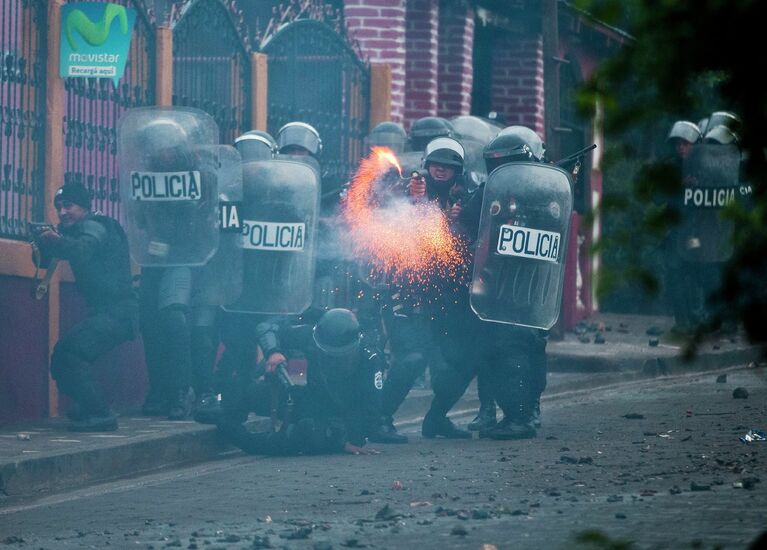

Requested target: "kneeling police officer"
[
  {"left": 219, "top": 309, "right": 383, "bottom": 455},
  {"left": 33, "top": 183, "right": 137, "bottom": 431}
]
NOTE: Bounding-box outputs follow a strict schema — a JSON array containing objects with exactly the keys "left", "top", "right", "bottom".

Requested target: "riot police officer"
[
  {"left": 123, "top": 112, "right": 219, "bottom": 421},
  {"left": 663, "top": 120, "right": 701, "bottom": 331},
  {"left": 219, "top": 309, "right": 382, "bottom": 456},
  {"left": 460, "top": 128, "right": 556, "bottom": 439},
  {"left": 380, "top": 137, "right": 474, "bottom": 440},
  {"left": 35, "top": 183, "right": 137, "bottom": 431}
]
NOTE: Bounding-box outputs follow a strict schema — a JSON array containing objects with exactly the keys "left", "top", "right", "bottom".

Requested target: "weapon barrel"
[{"left": 556, "top": 144, "right": 596, "bottom": 166}]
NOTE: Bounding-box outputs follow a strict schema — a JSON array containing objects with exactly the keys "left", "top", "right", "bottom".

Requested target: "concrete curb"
[{"left": 1, "top": 343, "right": 763, "bottom": 503}]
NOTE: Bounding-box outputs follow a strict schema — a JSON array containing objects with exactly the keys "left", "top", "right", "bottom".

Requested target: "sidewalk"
[{"left": 1, "top": 313, "right": 763, "bottom": 503}]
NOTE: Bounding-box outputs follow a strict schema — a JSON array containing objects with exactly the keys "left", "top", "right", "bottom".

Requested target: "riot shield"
[
  {"left": 451, "top": 115, "right": 499, "bottom": 144},
  {"left": 677, "top": 144, "right": 741, "bottom": 263},
  {"left": 224, "top": 159, "right": 320, "bottom": 315},
  {"left": 460, "top": 138, "right": 489, "bottom": 189},
  {"left": 118, "top": 107, "right": 219, "bottom": 266},
  {"left": 194, "top": 145, "right": 244, "bottom": 306},
  {"left": 398, "top": 151, "right": 423, "bottom": 177},
  {"left": 470, "top": 163, "right": 573, "bottom": 329}
]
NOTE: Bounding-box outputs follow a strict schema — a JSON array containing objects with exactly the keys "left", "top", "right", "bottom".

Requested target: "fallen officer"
[{"left": 218, "top": 309, "right": 383, "bottom": 456}]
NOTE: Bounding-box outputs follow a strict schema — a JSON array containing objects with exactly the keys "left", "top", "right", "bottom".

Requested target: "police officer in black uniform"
[
  {"left": 378, "top": 137, "right": 474, "bottom": 440},
  {"left": 464, "top": 130, "right": 551, "bottom": 439},
  {"left": 34, "top": 183, "right": 137, "bottom": 431},
  {"left": 219, "top": 309, "right": 382, "bottom": 455}
]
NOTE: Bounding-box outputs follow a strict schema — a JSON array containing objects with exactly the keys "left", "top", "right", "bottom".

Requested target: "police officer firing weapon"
[
  {"left": 31, "top": 182, "right": 137, "bottom": 431},
  {"left": 219, "top": 309, "right": 383, "bottom": 456}
]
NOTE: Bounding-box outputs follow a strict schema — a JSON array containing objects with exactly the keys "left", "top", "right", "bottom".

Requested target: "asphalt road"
[{"left": 1, "top": 367, "right": 765, "bottom": 550}]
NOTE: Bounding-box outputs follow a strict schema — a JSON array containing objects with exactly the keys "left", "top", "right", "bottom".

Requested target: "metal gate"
[
  {"left": 172, "top": 0, "right": 250, "bottom": 144},
  {"left": 63, "top": 0, "right": 155, "bottom": 221},
  {"left": 262, "top": 19, "right": 369, "bottom": 194},
  {"left": 0, "top": 0, "right": 47, "bottom": 240}
]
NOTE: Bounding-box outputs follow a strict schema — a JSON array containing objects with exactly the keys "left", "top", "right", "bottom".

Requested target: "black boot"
[
  {"left": 479, "top": 417, "right": 536, "bottom": 440},
  {"left": 168, "top": 387, "right": 195, "bottom": 420},
  {"left": 467, "top": 401, "right": 497, "bottom": 431},
  {"left": 422, "top": 412, "right": 471, "bottom": 439},
  {"left": 193, "top": 391, "right": 222, "bottom": 424},
  {"left": 69, "top": 410, "right": 118, "bottom": 432},
  {"left": 369, "top": 419, "right": 409, "bottom": 444}
]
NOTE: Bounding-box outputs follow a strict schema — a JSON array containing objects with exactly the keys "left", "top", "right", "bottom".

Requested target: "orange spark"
[{"left": 341, "top": 147, "right": 468, "bottom": 290}]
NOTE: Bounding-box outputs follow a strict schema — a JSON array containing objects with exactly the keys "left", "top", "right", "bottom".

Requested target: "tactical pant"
[
  {"left": 190, "top": 305, "right": 219, "bottom": 397},
  {"left": 426, "top": 308, "right": 545, "bottom": 423},
  {"left": 483, "top": 325, "right": 546, "bottom": 422},
  {"left": 221, "top": 417, "right": 347, "bottom": 456},
  {"left": 139, "top": 267, "right": 193, "bottom": 402},
  {"left": 380, "top": 310, "right": 434, "bottom": 420},
  {"left": 50, "top": 301, "right": 136, "bottom": 416},
  {"left": 217, "top": 313, "right": 278, "bottom": 423},
  {"left": 475, "top": 327, "right": 548, "bottom": 414}
]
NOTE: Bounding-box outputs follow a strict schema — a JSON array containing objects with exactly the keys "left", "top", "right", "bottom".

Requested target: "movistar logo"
[{"left": 65, "top": 3, "right": 129, "bottom": 51}]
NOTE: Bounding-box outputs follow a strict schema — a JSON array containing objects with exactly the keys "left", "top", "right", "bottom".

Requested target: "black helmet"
[
  {"left": 142, "top": 118, "right": 193, "bottom": 171},
  {"left": 313, "top": 308, "right": 362, "bottom": 356},
  {"left": 423, "top": 137, "right": 465, "bottom": 172},
  {"left": 409, "top": 117, "right": 455, "bottom": 150},
  {"left": 498, "top": 125, "right": 545, "bottom": 161},
  {"left": 483, "top": 133, "right": 534, "bottom": 173},
  {"left": 368, "top": 121, "right": 407, "bottom": 154},
  {"left": 235, "top": 130, "right": 277, "bottom": 162},
  {"left": 276, "top": 122, "right": 323, "bottom": 157}
]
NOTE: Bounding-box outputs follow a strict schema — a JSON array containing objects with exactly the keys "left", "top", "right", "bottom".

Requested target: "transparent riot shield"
[
  {"left": 223, "top": 159, "right": 320, "bottom": 315},
  {"left": 677, "top": 144, "right": 741, "bottom": 263},
  {"left": 470, "top": 163, "right": 573, "bottom": 329},
  {"left": 118, "top": 107, "right": 219, "bottom": 266},
  {"left": 460, "top": 138, "right": 489, "bottom": 190},
  {"left": 450, "top": 115, "right": 499, "bottom": 144},
  {"left": 194, "top": 145, "right": 243, "bottom": 306},
  {"left": 398, "top": 151, "right": 423, "bottom": 177}
]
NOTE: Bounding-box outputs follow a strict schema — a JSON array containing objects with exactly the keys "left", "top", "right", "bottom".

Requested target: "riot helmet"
[
  {"left": 367, "top": 122, "right": 407, "bottom": 154},
  {"left": 703, "top": 125, "right": 739, "bottom": 145},
  {"left": 313, "top": 308, "right": 362, "bottom": 357},
  {"left": 423, "top": 137, "right": 465, "bottom": 173},
  {"left": 498, "top": 125, "right": 546, "bottom": 161},
  {"left": 666, "top": 121, "right": 701, "bottom": 144},
  {"left": 141, "top": 117, "right": 194, "bottom": 171},
  {"left": 707, "top": 111, "right": 741, "bottom": 135},
  {"left": 483, "top": 133, "right": 534, "bottom": 173},
  {"left": 409, "top": 117, "right": 455, "bottom": 151},
  {"left": 276, "top": 122, "right": 322, "bottom": 157},
  {"left": 235, "top": 130, "right": 277, "bottom": 162}
]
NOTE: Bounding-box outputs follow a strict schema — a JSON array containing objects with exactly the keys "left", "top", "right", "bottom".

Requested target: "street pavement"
[
  {"left": 0, "top": 314, "right": 763, "bottom": 502},
  {"left": 0, "top": 366, "right": 765, "bottom": 549}
]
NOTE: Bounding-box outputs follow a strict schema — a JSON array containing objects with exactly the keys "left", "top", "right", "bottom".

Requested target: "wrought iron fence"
[
  {"left": 172, "top": 0, "right": 251, "bottom": 145},
  {"left": 63, "top": 0, "right": 155, "bottom": 222},
  {"left": 0, "top": 0, "right": 46, "bottom": 240},
  {"left": 262, "top": 19, "right": 369, "bottom": 194}
]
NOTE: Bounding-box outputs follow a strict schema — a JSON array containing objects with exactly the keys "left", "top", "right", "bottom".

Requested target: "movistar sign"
[{"left": 60, "top": 2, "right": 136, "bottom": 85}]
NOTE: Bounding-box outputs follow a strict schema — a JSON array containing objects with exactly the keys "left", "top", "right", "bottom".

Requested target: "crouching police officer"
[
  {"left": 219, "top": 309, "right": 382, "bottom": 455},
  {"left": 33, "top": 183, "right": 137, "bottom": 431}
]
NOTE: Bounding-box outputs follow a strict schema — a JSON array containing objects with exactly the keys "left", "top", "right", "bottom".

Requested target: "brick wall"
[
  {"left": 437, "top": 1, "right": 474, "bottom": 118},
  {"left": 344, "top": 0, "right": 407, "bottom": 123},
  {"left": 490, "top": 34, "right": 545, "bottom": 136},
  {"left": 403, "top": 0, "right": 439, "bottom": 128}
]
